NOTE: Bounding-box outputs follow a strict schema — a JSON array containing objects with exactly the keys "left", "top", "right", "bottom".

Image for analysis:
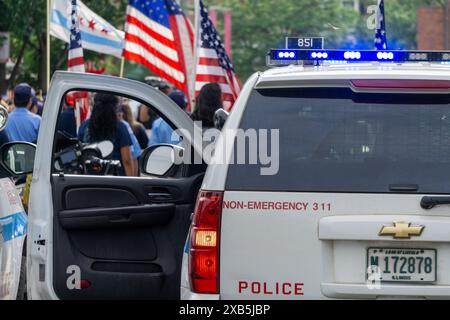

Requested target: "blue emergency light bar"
[{"left": 268, "top": 49, "right": 450, "bottom": 66}]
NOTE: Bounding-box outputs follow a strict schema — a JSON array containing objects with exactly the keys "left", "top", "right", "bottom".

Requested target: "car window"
[
  {"left": 226, "top": 87, "right": 450, "bottom": 193},
  {"left": 53, "top": 90, "right": 178, "bottom": 177}
]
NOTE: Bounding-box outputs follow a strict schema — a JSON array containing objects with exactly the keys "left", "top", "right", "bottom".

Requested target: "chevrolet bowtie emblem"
[{"left": 379, "top": 222, "right": 425, "bottom": 239}]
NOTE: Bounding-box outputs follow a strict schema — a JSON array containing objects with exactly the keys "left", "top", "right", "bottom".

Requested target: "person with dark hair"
[
  {"left": 191, "top": 83, "right": 223, "bottom": 128},
  {"left": 78, "top": 93, "right": 134, "bottom": 176},
  {"left": 6, "top": 83, "right": 41, "bottom": 143},
  {"left": 149, "top": 90, "right": 187, "bottom": 146},
  {"left": 121, "top": 102, "right": 149, "bottom": 149}
]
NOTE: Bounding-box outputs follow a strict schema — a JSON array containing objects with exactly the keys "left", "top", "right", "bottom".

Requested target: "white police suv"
[
  {"left": 25, "top": 48, "right": 450, "bottom": 300},
  {"left": 180, "top": 49, "right": 450, "bottom": 300}
]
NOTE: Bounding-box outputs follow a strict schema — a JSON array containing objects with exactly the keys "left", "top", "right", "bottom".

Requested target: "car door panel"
[{"left": 51, "top": 173, "right": 203, "bottom": 300}]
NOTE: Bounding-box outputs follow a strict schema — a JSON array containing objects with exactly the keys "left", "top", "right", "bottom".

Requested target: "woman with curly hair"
[{"left": 78, "top": 93, "right": 134, "bottom": 176}]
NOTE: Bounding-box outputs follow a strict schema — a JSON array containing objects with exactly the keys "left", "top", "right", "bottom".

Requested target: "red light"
[
  {"left": 191, "top": 235, "right": 218, "bottom": 275},
  {"left": 192, "top": 191, "right": 222, "bottom": 228},
  {"left": 351, "top": 80, "right": 450, "bottom": 90},
  {"left": 189, "top": 191, "right": 223, "bottom": 294}
]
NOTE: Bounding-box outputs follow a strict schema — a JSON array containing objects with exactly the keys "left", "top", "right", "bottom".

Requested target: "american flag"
[
  {"left": 195, "top": 0, "right": 240, "bottom": 108},
  {"left": 68, "top": 0, "right": 85, "bottom": 72},
  {"left": 67, "top": 0, "right": 89, "bottom": 127},
  {"left": 374, "top": 0, "right": 388, "bottom": 50},
  {"left": 123, "top": 0, "right": 194, "bottom": 102}
]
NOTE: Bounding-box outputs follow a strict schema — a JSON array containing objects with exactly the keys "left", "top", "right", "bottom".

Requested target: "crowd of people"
[{"left": 0, "top": 80, "right": 225, "bottom": 177}]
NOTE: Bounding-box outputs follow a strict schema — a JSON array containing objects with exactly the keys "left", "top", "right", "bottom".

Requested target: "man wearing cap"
[{"left": 6, "top": 83, "right": 41, "bottom": 143}]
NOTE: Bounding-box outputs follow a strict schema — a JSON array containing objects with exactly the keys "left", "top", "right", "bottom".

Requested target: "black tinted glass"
[{"left": 226, "top": 88, "right": 450, "bottom": 193}]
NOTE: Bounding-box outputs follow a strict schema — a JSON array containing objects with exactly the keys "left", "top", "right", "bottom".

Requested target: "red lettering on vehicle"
[
  {"left": 238, "top": 281, "right": 248, "bottom": 293},
  {"left": 294, "top": 283, "right": 304, "bottom": 296},
  {"left": 237, "top": 281, "right": 305, "bottom": 296},
  {"left": 223, "top": 201, "right": 331, "bottom": 213},
  {"left": 251, "top": 282, "right": 261, "bottom": 294}
]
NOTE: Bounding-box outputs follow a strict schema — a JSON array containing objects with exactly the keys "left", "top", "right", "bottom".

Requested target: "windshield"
[{"left": 226, "top": 87, "right": 450, "bottom": 194}]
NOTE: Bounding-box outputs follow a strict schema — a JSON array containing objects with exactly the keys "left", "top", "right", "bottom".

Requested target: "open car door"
[{"left": 27, "top": 72, "right": 205, "bottom": 299}]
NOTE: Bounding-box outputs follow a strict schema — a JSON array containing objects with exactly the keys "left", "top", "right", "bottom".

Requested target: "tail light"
[{"left": 189, "top": 190, "right": 223, "bottom": 294}]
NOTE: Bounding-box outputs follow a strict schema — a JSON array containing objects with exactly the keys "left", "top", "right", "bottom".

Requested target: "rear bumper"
[
  {"left": 322, "top": 283, "right": 450, "bottom": 299},
  {"left": 181, "top": 286, "right": 220, "bottom": 300}
]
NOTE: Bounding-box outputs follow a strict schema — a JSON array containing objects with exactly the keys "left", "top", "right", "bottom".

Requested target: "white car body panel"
[
  {"left": 200, "top": 72, "right": 260, "bottom": 192},
  {"left": 181, "top": 73, "right": 260, "bottom": 300},
  {"left": 182, "top": 63, "right": 450, "bottom": 300},
  {"left": 219, "top": 192, "right": 450, "bottom": 300}
]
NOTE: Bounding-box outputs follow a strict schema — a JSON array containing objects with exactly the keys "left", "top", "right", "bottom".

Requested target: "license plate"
[{"left": 367, "top": 248, "right": 436, "bottom": 283}]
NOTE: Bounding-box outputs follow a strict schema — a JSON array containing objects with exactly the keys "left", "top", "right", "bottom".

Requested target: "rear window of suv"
[{"left": 226, "top": 87, "right": 450, "bottom": 194}]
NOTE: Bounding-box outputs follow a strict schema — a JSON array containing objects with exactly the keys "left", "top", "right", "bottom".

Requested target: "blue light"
[
  {"left": 276, "top": 51, "right": 297, "bottom": 59},
  {"left": 269, "top": 49, "right": 450, "bottom": 65},
  {"left": 344, "top": 51, "right": 361, "bottom": 60},
  {"left": 377, "top": 51, "right": 394, "bottom": 60},
  {"left": 311, "top": 52, "right": 329, "bottom": 59}
]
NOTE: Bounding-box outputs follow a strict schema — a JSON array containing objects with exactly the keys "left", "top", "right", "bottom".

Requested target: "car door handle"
[{"left": 148, "top": 192, "right": 173, "bottom": 201}]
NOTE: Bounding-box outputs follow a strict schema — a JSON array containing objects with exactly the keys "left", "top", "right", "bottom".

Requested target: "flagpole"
[
  {"left": 46, "top": 0, "right": 52, "bottom": 92},
  {"left": 119, "top": 57, "right": 125, "bottom": 78},
  {"left": 190, "top": 0, "right": 201, "bottom": 110},
  {"left": 119, "top": 2, "right": 128, "bottom": 79}
]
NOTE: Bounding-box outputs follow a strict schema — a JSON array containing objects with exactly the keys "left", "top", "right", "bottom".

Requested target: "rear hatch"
[{"left": 220, "top": 83, "right": 450, "bottom": 299}]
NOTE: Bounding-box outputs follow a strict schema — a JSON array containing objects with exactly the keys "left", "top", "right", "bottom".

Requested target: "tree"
[
  {"left": 0, "top": 0, "right": 128, "bottom": 94},
  {"left": 205, "top": 0, "right": 358, "bottom": 80},
  {"left": 0, "top": 0, "right": 39, "bottom": 93},
  {"left": 347, "top": 0, "right": 447, "bottom": 50},
  {"left": 2, "top": 0, "right": 449, "bottom": 94},
  {"left": 384, "top": 0, "right": 446, "bottom": 49},
  {"left": 207, "top": 0, "right": 449, "bottom": 80}
]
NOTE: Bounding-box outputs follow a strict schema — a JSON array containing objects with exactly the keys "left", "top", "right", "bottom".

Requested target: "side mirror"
[
  {"left": 0, "top": 142, "right": 36, "bottom": 176},
  {"left": 214, "top": 108, "right": 229, "bottom": 130},
  {"left": 141, "top": 145, "right": 184, "bottom": 176},
  {"left": 0, "top": 105, "right": 8, "bottom": 131}
]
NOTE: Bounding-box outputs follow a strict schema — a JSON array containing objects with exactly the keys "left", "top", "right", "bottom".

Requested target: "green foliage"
[
  {"left": 351, "top": 0, "right": 448, "bottom": 50},
  {"left": 207, "top": 0, "right": 450, "bottom": 80},
  {"left": 0, "top": 0, "right": 128, "bottom": 91},
  {"left": 385, "top": 0, "right": 446, "bottom": 49},
  {"left": 205, "top": 0, "right": 359, "bottom": 80}
]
